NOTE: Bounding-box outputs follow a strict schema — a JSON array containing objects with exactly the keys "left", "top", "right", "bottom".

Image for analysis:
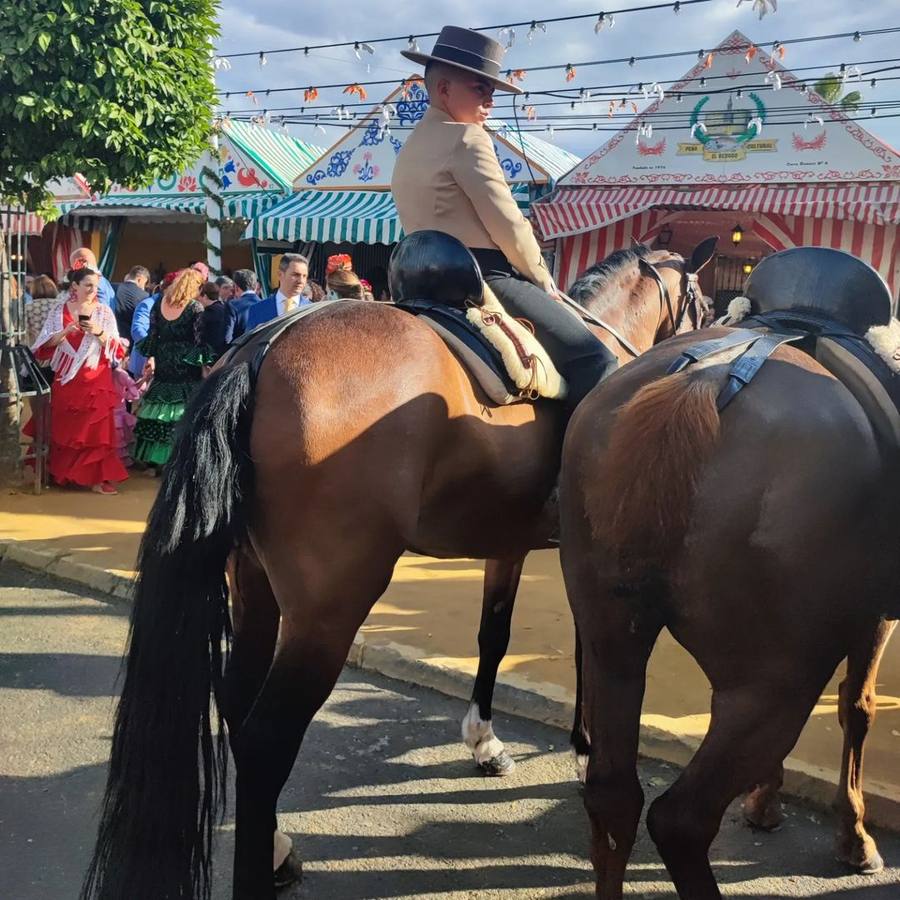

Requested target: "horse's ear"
[
  {"left": 637, "top": 257, "right": 657, "bottom": 278},
  {"left": 688, "top": 236, "right": 718, "bottom": 274}
]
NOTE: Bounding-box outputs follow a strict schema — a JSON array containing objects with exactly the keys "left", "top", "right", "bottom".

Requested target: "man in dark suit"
[
  {"left": 225, "top": 268, "right": 262, "bottom": 343},
  {"left": 113, "top": 265, "right": 150, "bottom": 339},
  {"left": 245, "top": 253, "right": 311, "bottom": 331}
]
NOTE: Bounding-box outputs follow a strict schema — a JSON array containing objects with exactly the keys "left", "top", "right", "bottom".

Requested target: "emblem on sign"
[{"left": 678, "top": 93, "right": 777, "bottom": 161}]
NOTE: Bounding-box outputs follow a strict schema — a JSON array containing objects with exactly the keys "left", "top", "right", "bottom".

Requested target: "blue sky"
[{"left": 213, "top": 0, "right": 899, "bottom": 160}]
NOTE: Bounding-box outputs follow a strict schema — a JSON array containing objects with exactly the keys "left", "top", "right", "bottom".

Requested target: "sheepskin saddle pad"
[{"left": 396, "top": 285, "right": 567, "bottom": 406}]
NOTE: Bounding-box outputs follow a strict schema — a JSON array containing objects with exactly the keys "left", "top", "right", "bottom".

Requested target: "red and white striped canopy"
[
  {"left": 534, "top": 183, "right": 900, "bottom": 241},
  {"left": 1, "top": 207, "right": 45, "bottom": 237},
  {"left": 555, "top": 208, "right": 899, "bottom": 298}
]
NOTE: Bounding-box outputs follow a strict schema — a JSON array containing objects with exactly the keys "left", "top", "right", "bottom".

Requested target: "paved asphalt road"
[{"left": 1, "top": 562, "right": 900, "bottom": 899}]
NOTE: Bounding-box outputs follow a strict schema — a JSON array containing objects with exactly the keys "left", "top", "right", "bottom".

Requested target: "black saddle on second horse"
[{"left": 745, "top": 247, "right": 894, "bottom": 336}]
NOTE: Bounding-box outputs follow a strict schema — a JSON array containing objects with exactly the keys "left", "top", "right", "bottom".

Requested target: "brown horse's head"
[{"left": 568, "top": 237, "right": 717, "bottom": 358}]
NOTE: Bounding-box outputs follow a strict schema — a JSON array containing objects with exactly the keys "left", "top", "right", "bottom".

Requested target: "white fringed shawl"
[{"left": 31, "top": 301, "right": 126, "bottom": 385}]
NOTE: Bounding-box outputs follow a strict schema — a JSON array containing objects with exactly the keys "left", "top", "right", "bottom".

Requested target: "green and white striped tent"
[
  {"left": 247, "top": 184, "right": 532, "bottom": 245},
  {"left": 60, "top": 119, "right": 323, "bottom": 223},
  {"left": 244, "top": 80, "right": 578, "bottom": 247}
]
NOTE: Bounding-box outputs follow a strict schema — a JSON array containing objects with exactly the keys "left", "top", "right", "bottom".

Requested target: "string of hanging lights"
[
  {"left": 216, "top": 26, "right": 900, "bottom": 102},
  {"left": 217, "top": 59, "right": 900, "bottom": 119},
  {"left": 211, "top": 0, "right": 718, "bottom": 68}
]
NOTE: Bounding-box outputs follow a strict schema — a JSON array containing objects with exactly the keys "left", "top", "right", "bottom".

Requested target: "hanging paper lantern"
[
  {"left": 527, "top": 21, "right": 547, "bottom": 42},
  {"left": 565, "top": 64, "right": 576, "bottom": 82},
  {"left": 344, "top": 83, "right": 368, "bottom": 100},
  {"left": 304, "top": 87, "right": 319, "bottom": 103},
  {"left": 737, "top": 0, "right": 778, "bottom": 20}
]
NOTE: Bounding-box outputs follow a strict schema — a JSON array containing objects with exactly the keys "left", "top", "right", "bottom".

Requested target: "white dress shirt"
[{"left": 275, "top": 290, "right": 311, "bottom": 316}]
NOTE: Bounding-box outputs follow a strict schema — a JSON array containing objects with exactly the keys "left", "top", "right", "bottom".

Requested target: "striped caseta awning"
[
  {"left": 58, "top": 192, "right": 285, "bottom": 220},
  {"left": 532, "top": 183, "right": 900, "bottom": 240},
  {"left": 245, "top": 184, "right": 533, "bottom": 246},
  {"left": 245, "top": 190, "right": 403, "bottom": 245}
]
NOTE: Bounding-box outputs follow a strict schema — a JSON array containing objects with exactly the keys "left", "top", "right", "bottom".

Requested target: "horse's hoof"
[
  {"left": 742, "top": 800, "right": 784, "bottom": 832},
  {"left": 744, "top": 812, "right": 784, "bottom": 833},
  {"left": 274, "top": 851, "right": 303, "bottom": 890},
  {"left": 478, "top": 750, "right": 516, "bottom": 776},
  {"left": 836, "top": 846, "right": 884, "bottom": 875}
]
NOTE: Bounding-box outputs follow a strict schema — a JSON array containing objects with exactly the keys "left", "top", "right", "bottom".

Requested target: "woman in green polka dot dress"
[{"left": 133, "top": 268, "right": 214, "bottom": 468}]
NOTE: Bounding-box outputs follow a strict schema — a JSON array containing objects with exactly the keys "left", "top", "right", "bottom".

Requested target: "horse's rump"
[{"left": 577, "top": 329, "right": 887, "bottom": 578}]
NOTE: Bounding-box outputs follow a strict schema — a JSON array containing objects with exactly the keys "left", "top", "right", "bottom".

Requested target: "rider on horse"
[{"left": 392, "top": 26, "right": 618, "bottom": 409}]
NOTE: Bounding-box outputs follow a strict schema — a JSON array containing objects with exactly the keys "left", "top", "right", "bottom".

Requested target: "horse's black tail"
[{"left": 81, "top": 362, "right": 255, "bottom": 900}]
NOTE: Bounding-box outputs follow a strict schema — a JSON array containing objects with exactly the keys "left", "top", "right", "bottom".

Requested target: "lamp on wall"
[
  {"left": 656, "top": 224, "right": 673, "bottom": 247},
  {"left": 731, "top": 224, "right": 744, "bottom": 247},
  {"left": 742, "top": 260, "right": 753, "bottom": 275}
]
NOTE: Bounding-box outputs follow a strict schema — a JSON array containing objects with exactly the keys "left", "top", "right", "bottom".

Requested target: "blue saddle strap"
[
  {"left": 666, "top": 328, "right": 765, "bottom": 375},
  {"left": 716, "top": 332, "right": 803, "bottom": 411}
]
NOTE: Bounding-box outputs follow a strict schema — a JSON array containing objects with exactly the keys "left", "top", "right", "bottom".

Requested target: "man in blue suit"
[
  {"left": 225, "top": 268, "right": 262, "bottom": 344},
  {"left": 245, "top": 253, "right": 311, "bottom": 330}
]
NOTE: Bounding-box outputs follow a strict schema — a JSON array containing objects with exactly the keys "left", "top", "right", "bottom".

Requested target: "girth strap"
[
  {"left": 666, "top": 327, "right": 802, "bottom": 411},
  {"left": 666, "top": 328, "right": 766, "bottom": 375},
  {"left": 717, "top": 332, "right": 803, "bottom": 410}
]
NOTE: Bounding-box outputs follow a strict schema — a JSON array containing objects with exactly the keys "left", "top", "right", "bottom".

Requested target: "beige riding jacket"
[{"left": 392, "top": 106, "right": 554, "bottom": 292}]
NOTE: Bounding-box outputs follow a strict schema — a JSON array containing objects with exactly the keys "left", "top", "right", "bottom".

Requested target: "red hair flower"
[{"left": 326, "top": 253, "right": 353, "bottom": 275}]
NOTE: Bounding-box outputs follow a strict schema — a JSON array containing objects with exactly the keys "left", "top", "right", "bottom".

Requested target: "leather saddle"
[
  {"left": 390, "top": 231, "right": 524, "bottom": 405},
  {"left": 672, "top": 308, "right": 900, "bottom": 448},
  {"left": 745, "top": 247, "right": 894, "bottom": 336}
]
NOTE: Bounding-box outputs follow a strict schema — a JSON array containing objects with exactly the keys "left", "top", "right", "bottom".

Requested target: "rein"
[{"left": 556, "top": 290, "right": 642, "bottom": 358}]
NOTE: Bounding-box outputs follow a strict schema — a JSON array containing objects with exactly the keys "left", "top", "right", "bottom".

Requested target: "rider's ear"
[{"left": 689, "top": 236, "right": 718, "bottom": 274}]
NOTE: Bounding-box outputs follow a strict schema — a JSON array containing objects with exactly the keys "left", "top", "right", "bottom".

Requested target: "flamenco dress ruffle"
[
  {"left": 34, "top": 320, "right": 128, "bottom": 487},
  {"left": 133, "top": 379, "right": 196, "bottom": 466}
]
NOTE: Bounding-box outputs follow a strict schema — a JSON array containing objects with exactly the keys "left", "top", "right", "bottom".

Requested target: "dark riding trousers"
[{"left": 470, "top": 248, "right": 618, "bottom": 410}]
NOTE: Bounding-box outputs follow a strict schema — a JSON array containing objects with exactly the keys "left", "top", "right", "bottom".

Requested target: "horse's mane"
[{"left": 568, "top": 245, "right": 655, "bottom": 312}]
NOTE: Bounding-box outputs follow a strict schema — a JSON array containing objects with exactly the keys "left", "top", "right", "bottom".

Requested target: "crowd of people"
[{"left": 23, "top": 249, "right": 386, "bottom": 496}]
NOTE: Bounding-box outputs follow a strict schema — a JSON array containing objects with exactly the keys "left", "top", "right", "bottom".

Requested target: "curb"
[{"left": 3, "top": 540, "right": 899, "bottom": 833}]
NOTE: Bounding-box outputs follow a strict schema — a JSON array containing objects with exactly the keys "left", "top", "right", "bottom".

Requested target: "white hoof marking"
[
  {"left": 273, "top": 828, "right": 292, "bottom": 871},
  {"left": 576, "top": 754, "right": 589, "bottom": 784},
  {"left": 462, "top": 702, "right": 508, "bottom": 765}
]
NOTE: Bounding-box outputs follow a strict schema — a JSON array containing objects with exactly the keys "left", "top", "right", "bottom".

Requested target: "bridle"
[{"left": 641, "top": 257, "right": 706, "bottom": 341}]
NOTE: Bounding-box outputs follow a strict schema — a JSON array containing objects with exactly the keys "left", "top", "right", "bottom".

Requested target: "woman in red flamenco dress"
[{"left": 30, "top": 266, "right": 129, "bottom": 495}]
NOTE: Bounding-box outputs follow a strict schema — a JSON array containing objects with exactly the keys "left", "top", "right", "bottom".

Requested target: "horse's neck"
[{"left": 585, "top": 275, "right": 661, "bottom": 360}]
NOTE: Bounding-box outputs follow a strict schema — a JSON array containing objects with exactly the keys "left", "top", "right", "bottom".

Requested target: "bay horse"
[
  {"left": 559, "top": 325, "right": 900, "bottom": 899},
  {"left": 80, "top": 240, "right": 715, "bottom": 900}
]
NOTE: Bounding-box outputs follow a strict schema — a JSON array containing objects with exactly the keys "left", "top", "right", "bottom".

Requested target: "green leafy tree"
[
  {"left": 0, "top": 1, "right": 219, "bottom": 473},
  {"left": 813, "top": 73, "right": 862, "bottom": 112}
]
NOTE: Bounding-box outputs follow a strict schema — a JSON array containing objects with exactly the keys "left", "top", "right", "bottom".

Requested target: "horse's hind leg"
[
  {"left": 647, "top": 677, "right": 823, "bottom": 900},
  {"left": 834, "top": 617, "right": 897, "bottom": 874},
  {"left": 463, "top": 555, "right": 524, "bottom": 775},
  {"left": 224, "top": 545, "right": 296, "bottom": 878},
  {"left": 230, "top": 541, "right": 399, "bottom": 900},
  {"left": 579, "top": 596, "right": 662, "bottom": 899}
]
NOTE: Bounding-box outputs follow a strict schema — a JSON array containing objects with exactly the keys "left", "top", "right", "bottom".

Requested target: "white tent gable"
[
  {"left": 295, "top": 79, "right": 559, "bottom": 190},
  {"left": 562, "top": 30, "right": 900, "bottom": 188}
]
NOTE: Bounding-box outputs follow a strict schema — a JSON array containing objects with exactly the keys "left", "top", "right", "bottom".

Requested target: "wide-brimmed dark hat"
[{"left": 401, "top": 25, "right": 522, "bottom": 95}]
